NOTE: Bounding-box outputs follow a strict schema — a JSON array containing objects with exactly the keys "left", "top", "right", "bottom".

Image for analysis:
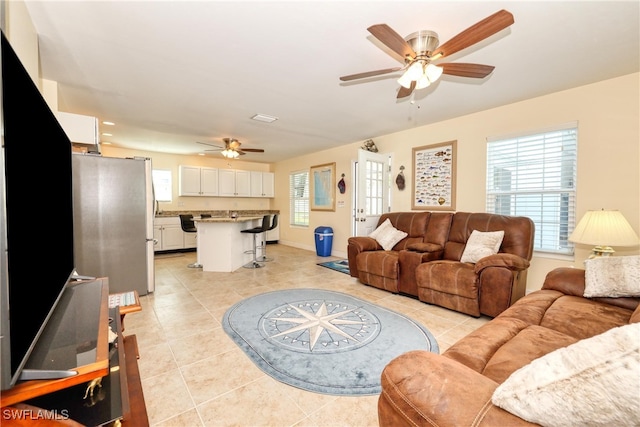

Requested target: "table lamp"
[{"left": 569, "top": 209, "right": 640, "bottom": 258}]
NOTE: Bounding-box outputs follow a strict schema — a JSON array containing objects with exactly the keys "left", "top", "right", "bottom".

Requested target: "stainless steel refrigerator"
[{"left": 72, "top": 155, "right": 155, "bottom": 295}]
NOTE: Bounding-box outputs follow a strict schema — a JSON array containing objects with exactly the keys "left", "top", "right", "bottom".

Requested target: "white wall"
[{"left": 3, "top": 1, "right": 39, "bottom": 86}]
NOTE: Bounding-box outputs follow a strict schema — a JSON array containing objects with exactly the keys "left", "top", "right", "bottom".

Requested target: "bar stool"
[
  {"left": 179, "top": 214, "right": 202, "bottom": 268},
  {"left": 241, "top": 215, "right": 270, "bottom": 269},
  {"left": 257, "top": 214, "right": 278, "bottom": 262}
]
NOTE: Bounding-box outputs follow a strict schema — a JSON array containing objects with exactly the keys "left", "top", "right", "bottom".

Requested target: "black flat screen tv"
[{"left": 0, "top": 30, "right": 76, "bottom": 390}]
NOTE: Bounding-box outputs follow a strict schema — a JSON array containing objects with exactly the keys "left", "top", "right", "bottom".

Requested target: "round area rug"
[{"left": 222, "top": 288, "right": 438, "bottom": 395}]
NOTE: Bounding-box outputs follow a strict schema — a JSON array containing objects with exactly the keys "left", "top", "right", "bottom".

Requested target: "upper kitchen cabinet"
[
  {"left": 57, "top": 112, "right": 100, "bottom": 153},
  {"left": 179, "top": 165, "right": 218, "bottom": 196},
  {"left": 219, "top": 169, "right": 250, "bottom": 197},
  {"left": 250, "top": 171, "right": 275, "bottom": 198}
]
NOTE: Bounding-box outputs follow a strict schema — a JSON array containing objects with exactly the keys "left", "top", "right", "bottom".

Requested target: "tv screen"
[{"left": 0, "top": 30, "right": 76, "bottom": 390}]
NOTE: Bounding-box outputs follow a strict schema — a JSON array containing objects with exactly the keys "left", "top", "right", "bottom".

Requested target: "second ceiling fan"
[
  {"left": 340, "top": 9, "right": 514, "bottom": 99},
  {"left": 197, "top": 138, "right": 265, "bottom": 158}
]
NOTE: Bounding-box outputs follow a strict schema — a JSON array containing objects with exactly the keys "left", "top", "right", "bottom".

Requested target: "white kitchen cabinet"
[
  {"left": 219, "top": 169, "right": 251, "bottom": 197},
  {"left": 262, "top": 172, "right": 275, "bottom": 197},
  {"left": 179, "top": 165, "right": 218, "bottom": 196},
  {"left": 266, "top": 221, "right": 279, "bottom": 242},
  {"left": 183, "top": 230, "right": 197, "bottom": 248},
  {"left": 154, "top": 218, "right": 184, "bottom": 251},
  {"left": 250, "top": 171, "right": 275, "bottom": 198},
  {"left": 57, "top": 112, "right": 99, "bottom": 145}
]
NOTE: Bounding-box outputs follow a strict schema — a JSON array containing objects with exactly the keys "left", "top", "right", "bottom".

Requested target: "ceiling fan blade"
[
  {"left": 440, "top": 63, "right": 495, "bottom": 78},
  {"left": 432, "top": 9, "right": 514, "bottom": 59},
  {"left": 241, "top": 148, "right": 265, "bottom": 153},
  {"left": 368, "top": 24, "right": 416, "bottom": 59},
  {"left": 340, "top": 66, "right": 403, "bottom": 81},
  {"left": 196, "top": 141, "right": 223, "bottom": 149},
  {"left": 397, "top": 81, "right": 416, "bottom": 99}
]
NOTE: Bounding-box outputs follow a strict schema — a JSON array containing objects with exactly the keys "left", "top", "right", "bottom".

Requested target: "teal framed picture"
[{"left": 310, "top": 162, "right": 336, "bottom": 211}]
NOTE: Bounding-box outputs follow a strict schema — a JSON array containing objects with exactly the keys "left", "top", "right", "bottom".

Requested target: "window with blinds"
[
  {"left": 486, "top": 123, "right": 578, "bottom": 255},
  {"left": 290, "top": 170, "right": 309, "bottom": 226}
]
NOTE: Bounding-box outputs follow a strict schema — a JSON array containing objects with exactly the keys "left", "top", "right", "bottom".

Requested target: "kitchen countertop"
[
  {"left": 155, "top": 210, "right": 278, "bottom": 219},
  {"left": 195, "top": 216, "right": 262, "bottom": 223}
]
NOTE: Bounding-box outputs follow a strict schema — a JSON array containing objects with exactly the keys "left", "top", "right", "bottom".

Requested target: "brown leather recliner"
[
  {"left": 347, "top": 212, "right": 452, "bottom": 293},
  {"left": 415, "top": 212, "right": 534, "bottom": 317},
  {"left": 348, "top": 211, "right": 535, "bottom": 318}
]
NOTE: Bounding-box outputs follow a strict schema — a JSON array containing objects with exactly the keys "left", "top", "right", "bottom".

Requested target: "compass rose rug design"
[{"left": 222, "top": 288, "right": 438, "bottom": 395}]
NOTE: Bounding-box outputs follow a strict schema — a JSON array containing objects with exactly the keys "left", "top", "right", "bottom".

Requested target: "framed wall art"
[
  {"left": 412, "top": 141, "right": 457, "bottom": 211},
  {"left": 310, "top": 162, "right": 336, "bottom": 211}
]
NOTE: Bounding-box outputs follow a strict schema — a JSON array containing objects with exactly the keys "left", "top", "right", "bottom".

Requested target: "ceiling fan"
[
  {"left": 340, "top": 9, "right": 514, "bottom": 99},
  {"left": 197, "top": 138, "right": 265, "bottom": 158}
]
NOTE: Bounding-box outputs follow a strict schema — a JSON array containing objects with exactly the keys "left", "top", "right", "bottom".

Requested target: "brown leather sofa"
[
  {"left": 378, "top": 267, "right": 640, "bottom": 426},
  {"left": 347, "top": 212, "right": 534, "bottom": 317}
]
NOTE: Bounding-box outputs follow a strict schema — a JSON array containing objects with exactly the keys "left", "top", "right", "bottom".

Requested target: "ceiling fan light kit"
[
  {"left": 340, "top": 9, "right": 514, "bottom": 98},
  {"left": 398, "top": 62, "right": 443, "bottom": 89},
  {"left": 196, "top": 137, "right": 265, "bottom": 158},
  {"left": 222, "top": 148, "right": 240, "bottom": 159}
]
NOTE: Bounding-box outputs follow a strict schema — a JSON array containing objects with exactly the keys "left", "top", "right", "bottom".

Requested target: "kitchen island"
[{"left": 195, "top": 216, "right": 264, "bottom": 272}]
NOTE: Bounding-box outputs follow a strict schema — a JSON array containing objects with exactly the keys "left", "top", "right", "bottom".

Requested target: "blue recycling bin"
[{"left": 314, "top": 226, "right": 333, "bottom": 256}]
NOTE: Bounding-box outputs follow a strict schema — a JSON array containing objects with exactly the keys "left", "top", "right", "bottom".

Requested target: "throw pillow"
[
  {"left": 492, "top": 323, "right": 640, "bottom": 427},
  {"left": 584, "top": 255, "right": 640, "bottom": 298},
  {"left": 369, "top": 218, "right": 408, "bottom": 251},
  {"left": 460, "top": 230, "right": 505, "bottom": 263}
]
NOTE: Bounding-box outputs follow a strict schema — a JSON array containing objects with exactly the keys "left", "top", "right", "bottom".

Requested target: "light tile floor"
[{"left": 126, "top": 245, "right": 490, "bottom": 427}]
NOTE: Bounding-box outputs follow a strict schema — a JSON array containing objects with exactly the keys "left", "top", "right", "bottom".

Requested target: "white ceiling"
[{"left": 24, "top": 1, "right": 639, "bottom": 163}]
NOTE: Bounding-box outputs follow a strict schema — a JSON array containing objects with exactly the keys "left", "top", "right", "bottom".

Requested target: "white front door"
[{"left": 354, "top": 149, "right": 390, "bottom": 236}]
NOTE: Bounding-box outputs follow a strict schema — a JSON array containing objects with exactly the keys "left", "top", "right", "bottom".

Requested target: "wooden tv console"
[{"left": 0, "top": 278, "right": 148, "bottom": 426}]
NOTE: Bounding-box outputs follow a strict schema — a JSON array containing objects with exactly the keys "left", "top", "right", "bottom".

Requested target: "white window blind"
[
  {"left": 486, "top": 123, "right": 578, "bottom": 255},
  {"left": 289, "top": 170, "right": 309, "bottom": 227}
]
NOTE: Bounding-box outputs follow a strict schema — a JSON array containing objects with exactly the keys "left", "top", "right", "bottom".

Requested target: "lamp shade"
[{"left": 569, "top": 209, "right": 639, "bottom": 246}]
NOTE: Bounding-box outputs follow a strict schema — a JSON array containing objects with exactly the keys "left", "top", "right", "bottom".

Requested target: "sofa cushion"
[
  {"left": 356, "top": 251, "right": 400, "bottom": 292},
  {"left": 417, "top": 261, "right": 478, "bottom": 299},
  {"left": 481, "top": 325, "right": 578, "bottom": 384},
  {"left": 538, "top": 294, "right": 635, "bottom": 340},
  {"left": 492, "top": 322, "right": 640, "bottom": 427},
  {"left": 584, "top": 255, "right": 640, "bottom": 298},
  {"left": 443, "top": 212, "right": 534, "bottom": 262},
  {"left": 416, "top": 261, "right": 482, "bottom": 316},
  {"left": 460, "top": 230, "right": 504, "bottom": 263},
  {"left": 369, "top": 218, "right": 408, "bottom": 251}
]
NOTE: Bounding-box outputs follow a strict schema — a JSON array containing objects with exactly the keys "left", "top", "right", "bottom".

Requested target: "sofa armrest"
[
  {"left": 474, "top": 253, "right": 530, "bottom": 274},
  {"left": 397, "top": 249, "right": 444, "bottom": 296},
  {"left": 347, "top": 236, "right": 381, "bottom": 252},
  {"left": 541, "top": 267, "right": 586, "bottom": 296},
  {"left": 378, "top": 351, "right": 535, "bottom": 427},
  {"left": 542, "top": 267, "right": 640, "bottom": 311},
  {"left": 347, "top": 236, "right": 382, "bottom": 277},
  {"left": 406, "top": 242, "right": 443, "bottom": 253}
]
